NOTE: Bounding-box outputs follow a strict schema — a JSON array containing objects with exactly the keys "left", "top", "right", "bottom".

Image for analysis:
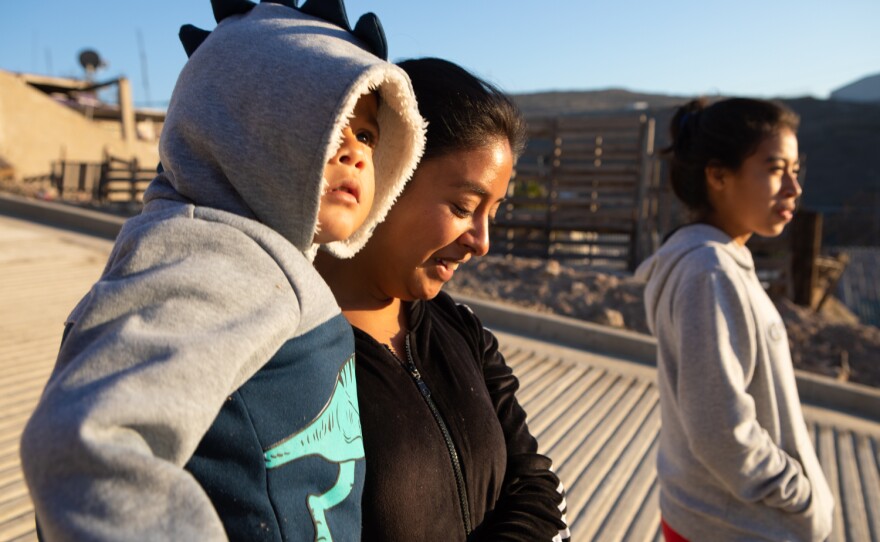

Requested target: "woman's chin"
[{"left": 408, "top": 281, "right": 444, "bottom": 301}]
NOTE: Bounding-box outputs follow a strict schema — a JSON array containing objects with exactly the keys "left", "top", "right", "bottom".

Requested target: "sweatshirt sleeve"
[
  {"left": 20, "top": 218, "right": 301, "bottom": 542},
  {"left": 671, "top": 266, "right": 813, "bottom": 514},
  {"left": 463, "top": 308, "right": 570, "bottom": 542}
]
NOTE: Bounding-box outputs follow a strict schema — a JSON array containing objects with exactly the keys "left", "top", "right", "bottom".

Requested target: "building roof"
[{"left": 9, "top": 70, "right": 166, "bottom": 122}]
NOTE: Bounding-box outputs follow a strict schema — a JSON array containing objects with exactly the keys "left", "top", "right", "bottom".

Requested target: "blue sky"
[{"left": 2, "top": 0, "right": 878, "bottom": 108}]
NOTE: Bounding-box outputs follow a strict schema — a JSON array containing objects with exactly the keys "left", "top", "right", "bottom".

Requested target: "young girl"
[{"left": 636, "top": 98, "right": 834, "bottom": 542}]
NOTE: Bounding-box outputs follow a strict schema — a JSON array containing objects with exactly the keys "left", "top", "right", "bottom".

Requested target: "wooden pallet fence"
[
  {"left": 28, "top": 160, "right": 104, "bottom": 201},
  {"left": 20, "top": 155, "right": 156, "bottom": 205},
  {"left": 98, "top": 155, "right": 155, "bottom": 203},
  {"left": 492, "top": 113, "right": 658, "bottom": 271}
]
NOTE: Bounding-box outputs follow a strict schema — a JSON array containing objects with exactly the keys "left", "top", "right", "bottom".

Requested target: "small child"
[{"left": 20, "top": 1, "right": 425, "bottom": 540}]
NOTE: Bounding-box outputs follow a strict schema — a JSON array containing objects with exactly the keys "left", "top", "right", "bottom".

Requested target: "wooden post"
[
  {"left": 130, "top": 158, "right": 139, "bottom": 202},
  {"left": 547, "top": 119, "right": 561, "bottom": 260},
  {"left": 790, "top": 210, "right": 822, "bottom": 306},
  {"left": 50, "top": 161, "right": 61, "bottom": 196},
  {"left": 118, "top": 77, "right": 137, "bottom": 147},
  {"left": 630, "top": 115, "right": 654, "bottom": 271}
]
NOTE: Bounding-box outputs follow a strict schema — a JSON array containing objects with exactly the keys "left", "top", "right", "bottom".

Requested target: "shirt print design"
[{"left": 264, "top": 355, "right": 364, "bottom": 542}]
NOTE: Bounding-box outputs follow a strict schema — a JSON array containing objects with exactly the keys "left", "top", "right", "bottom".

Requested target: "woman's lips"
[{"left": 433, "top": 258, "right": 462, "bottom": 281}]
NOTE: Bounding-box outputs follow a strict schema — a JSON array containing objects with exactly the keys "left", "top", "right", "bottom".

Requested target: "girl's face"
[
  {"left": 707, "top": 128, "right": 802, "bottom": 244},
  {"left": 359, "top": 138, "right": 513, "bottom": 301}
]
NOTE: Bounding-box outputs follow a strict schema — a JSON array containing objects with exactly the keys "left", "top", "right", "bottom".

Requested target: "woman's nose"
[{"left": 463, "top": 217, "right": 491, "bottom": 257}]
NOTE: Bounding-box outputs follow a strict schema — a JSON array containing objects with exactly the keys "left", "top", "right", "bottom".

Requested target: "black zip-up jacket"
[{"left": 354, "top": 291, "right": 570, "bottom": 541}]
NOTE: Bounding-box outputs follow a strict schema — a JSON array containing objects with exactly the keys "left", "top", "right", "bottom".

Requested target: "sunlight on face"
[
  {"left": 359, "top": 137, "right": 514, "bottom": 301},
  {"left": 708, "top": 128, "right": 801, "bottom": 244},
  {"left": 314, "top": 92, "right": 380, "bottom": 244}
]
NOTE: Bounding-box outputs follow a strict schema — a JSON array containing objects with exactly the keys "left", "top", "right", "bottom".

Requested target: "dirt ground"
[{"left": 447, "top": 255, "right": 880, "bottom": 388}]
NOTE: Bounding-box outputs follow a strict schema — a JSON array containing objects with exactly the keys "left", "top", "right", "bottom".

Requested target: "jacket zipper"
[{"left": 393, "top": 335, "right": 473, "bottom": 535}]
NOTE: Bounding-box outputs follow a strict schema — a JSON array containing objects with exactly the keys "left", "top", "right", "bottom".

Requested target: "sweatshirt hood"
[
  {"left": 634, "top": 223, "right": 754, "bottom": 333},
  {"left": 146, "top": 2, "right": 426, "bottom": 258}
]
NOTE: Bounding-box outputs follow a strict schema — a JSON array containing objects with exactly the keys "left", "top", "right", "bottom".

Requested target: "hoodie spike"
[
  {"left": 211, "top": 0, "right": 256, "bottom": 23},
  {"left": 353, "top": 13, "right": 387, "bottom": 60},
  {"left": 300, "top": 0, "right": 350, "bottom": 31},
  {"left": 179, "top": 25, "right": 212, "bottom": 58}
]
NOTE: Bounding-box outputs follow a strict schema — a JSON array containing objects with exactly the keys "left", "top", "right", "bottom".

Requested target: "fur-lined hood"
[{"left": 146, "top": 2, "right": 425, "bottom": 258}]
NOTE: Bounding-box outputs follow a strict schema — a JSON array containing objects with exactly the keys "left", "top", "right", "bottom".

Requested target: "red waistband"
[{"left": 661, "top": 518, "right": 689, "bottom": 542}]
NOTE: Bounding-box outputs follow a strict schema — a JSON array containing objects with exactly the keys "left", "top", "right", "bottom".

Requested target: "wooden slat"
[
  {"left": 550, "top": 163, "right": 640, "bottom": 176},
  {"left": 555, "top": 114, "right": 647, "bottom": 130}
]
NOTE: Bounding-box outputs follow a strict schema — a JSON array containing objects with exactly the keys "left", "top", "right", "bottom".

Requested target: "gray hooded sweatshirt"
[
  {"left": 20, "top": 3, "right": 425, "bottom": 541},
  {"left": 635, "top": 224, "right": 833, "bottom": 542}
]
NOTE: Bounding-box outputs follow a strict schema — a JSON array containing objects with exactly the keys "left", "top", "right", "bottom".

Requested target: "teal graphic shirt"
[{"left": 187, "top": 315, "right": 366, "bottom": 542}]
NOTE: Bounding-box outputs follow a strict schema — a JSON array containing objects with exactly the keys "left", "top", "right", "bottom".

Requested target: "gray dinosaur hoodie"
[
  {"left": 20, "top": 3, "right": 425, "bottom": 541},
  {"left": 635, "top": 224, "right": 833, "bottom": 542}
]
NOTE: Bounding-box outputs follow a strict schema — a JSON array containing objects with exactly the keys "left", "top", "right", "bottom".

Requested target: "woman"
[
  {"left": 635, "top": 98, "right": 834, "bottom": 541},
  {"left": 316, "top": 58, "right": 570, "bottom": 541}
]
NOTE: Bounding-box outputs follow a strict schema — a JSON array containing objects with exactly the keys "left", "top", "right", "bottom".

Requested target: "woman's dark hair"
[
  {"left": 665, "top": 97, "right": 800, "bottom": 214},
  {"left": 397, "top": 57, "right": 526, "bottom": 160}
]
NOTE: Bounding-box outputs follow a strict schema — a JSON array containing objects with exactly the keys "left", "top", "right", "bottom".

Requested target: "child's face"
[{"left": 314, "top": 92, "right": 379, "bottom": 244}]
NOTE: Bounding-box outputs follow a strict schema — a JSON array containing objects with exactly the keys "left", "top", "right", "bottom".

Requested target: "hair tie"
[{"left": 678, "top": 111, "right": 691, "bottom": 131}]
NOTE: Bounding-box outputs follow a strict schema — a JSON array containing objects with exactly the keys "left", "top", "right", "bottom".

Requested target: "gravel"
[{"left": 447, "top": 254, "right": 880, "bottom": 388}]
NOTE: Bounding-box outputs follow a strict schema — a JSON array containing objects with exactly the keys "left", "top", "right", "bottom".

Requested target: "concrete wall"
[{"left": 0, "top": 70, "right": 159, "bottom": 179}]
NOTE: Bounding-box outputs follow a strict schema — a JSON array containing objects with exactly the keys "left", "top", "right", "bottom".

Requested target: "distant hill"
[
  {"left": 511, "top": 90, "right": 880, "bottom": 246},
  {"left": 831, "top": 73, "right": 880, "bottom": 103},
  {"left": 513, "top": 88, "right": 686, "bottom": 117}
]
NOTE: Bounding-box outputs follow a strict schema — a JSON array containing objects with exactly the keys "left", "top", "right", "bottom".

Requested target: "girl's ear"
[{"left": 705, "top": 161, "right": 728, "bottom": 193}]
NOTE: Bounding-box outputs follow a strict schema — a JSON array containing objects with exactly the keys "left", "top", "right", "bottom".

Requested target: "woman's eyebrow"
[
  {"left": 451, "top": 180, "right": 489, "bottom": 196},
  {"left": 451, "top": 180, "right": 507, "bottom": 204}
]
